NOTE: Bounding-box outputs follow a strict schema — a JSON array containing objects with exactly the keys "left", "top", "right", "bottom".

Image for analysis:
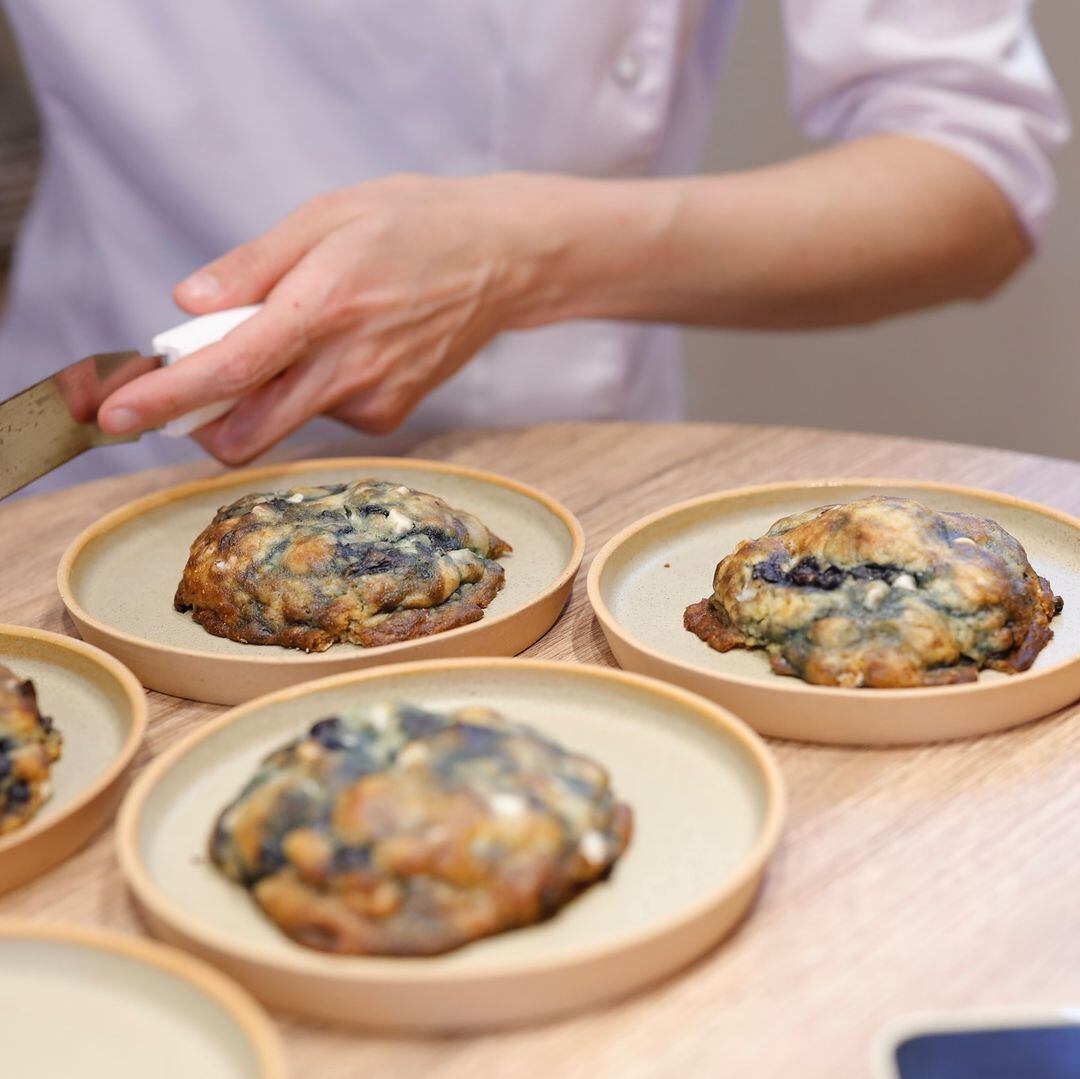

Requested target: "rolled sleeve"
[{"left": 782, "top": 0, "right": 1071, "bottom": 244}]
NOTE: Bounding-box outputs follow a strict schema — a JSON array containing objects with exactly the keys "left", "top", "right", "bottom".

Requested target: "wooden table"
[{"left": 4, "top": 421, "right": 1080, "bottom": 1079}]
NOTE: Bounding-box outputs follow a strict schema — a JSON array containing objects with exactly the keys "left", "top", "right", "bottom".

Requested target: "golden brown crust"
[
  {"left": 684, "top": 496, "right": 1062, "bottom": 689},
  {"left": 0, "top": 665, "right": 62, "bottom": 834},
  {"left": 210, "top": 704, "right": 633, "bottom": 956},
  {"left": 174, "top": 479, "right": 511, "bottom": 652}
]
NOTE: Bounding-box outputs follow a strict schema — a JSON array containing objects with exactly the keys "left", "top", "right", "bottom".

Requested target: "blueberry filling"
[
  {"left": 309, "top": 716, "right": 349, "bottom": 749},
  {"left": 256, "top": 837, "right": 285, "bottom": 877},
  {"left": 752, "top": 557, "right": 912, "bottom": 591},
  {"left": 342, "top": 545, "right": 409, "bottom": 576},
  {"left": 329, "top": 845, "right": 373, "bottom": 874},
  {"left": 6, "top": 780, "right": 30, "bottom": 805},
  {"left": 415, "top": 525, "right": 459, "bottom": 550},
  {"left": 398, "top": 705, "right": 445, "bottom": 739},
  {"left": 438, "top": 723, "right": 505, "bottom": 766}
]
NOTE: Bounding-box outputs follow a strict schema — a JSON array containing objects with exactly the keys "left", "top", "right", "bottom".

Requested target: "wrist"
[{"left": 484, "top": 173, "right": 686, "bottom": 330}]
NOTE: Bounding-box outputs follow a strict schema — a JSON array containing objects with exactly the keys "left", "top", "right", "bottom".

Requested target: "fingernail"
[
  {"left": 180, "top": 271, "right": 221, "bottom": 303},
  {"left": 102, "top": 407, "right": 140, "bottom": 434}
]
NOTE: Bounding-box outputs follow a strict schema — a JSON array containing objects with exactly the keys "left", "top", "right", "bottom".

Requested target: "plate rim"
[
  {"left": 587, "top": 476, "right": 1080, "bottom": 703},
  {"left": 56, "top": 456, "right": 586, "bottom": 666},
  {"left": 0, "top": 622, "right": 148, "bottom": 860},
  {"left": 116, "top": 656, "right": 786, "bottom": 984},
  {"left": 0, "top": 919, "right": 286, "bottom": 1077}
]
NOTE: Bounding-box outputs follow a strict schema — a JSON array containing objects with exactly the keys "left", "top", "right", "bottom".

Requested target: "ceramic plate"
[
  {"left": 0, "top": 922, "right": 284, "bottom": 1077},
  {"left": 59, "top": 458, "right": 584, "bottom": 705},
  {"left": 117, "top": 658, "right": 785, "bottom": 1032},
  {"left": 588, "top": 479, "right": 1080, "bottom": 745},
  {"left": 0, "top": 624, "right": 146, "bottom": 895}
]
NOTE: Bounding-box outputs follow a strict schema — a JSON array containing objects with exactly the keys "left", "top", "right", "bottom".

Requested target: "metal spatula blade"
[{"left": 0, "top": 350, "right": 161, "bottom": 499}]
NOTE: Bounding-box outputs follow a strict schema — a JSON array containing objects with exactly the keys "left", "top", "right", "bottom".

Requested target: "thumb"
[{"left": 174, "top": 192, "right": 356, "bottom": 314}]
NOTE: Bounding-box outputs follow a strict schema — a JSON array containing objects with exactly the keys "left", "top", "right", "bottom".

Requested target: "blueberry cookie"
[
  {"left": 210, "top": 703, "right": 632, "bottom": 955},
  {"left": 175, "top": 479, "right": 511, "bottom": 652},
  {"left": 685, "top": 496, "right": 1062, "bottom": 688},
  {"left": 0, "top": 666, "right": 62, "bottom": 835}
]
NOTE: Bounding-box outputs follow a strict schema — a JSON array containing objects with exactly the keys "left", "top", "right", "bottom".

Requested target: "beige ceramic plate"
[
  {"left": 0, "top": 624, "right": 146, "bottom": 895},
  {"left": 588, "top": 479, "right": 1080, "bottom": 745},
  {"left": 117, "top": 658, "right": 785, "bottom": 1033},
  {"left": 0, "top": 921, "right": 285, "bottom": 1077},
  {"left": 59, "top": 458, "right": 584, "bottom": 705}
]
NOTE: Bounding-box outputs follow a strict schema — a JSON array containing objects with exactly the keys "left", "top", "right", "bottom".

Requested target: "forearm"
[{"left": 511, "top": 134, "right": 1030, "bottom": 332}]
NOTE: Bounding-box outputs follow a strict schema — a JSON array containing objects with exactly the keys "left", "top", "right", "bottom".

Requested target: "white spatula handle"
[{"left": 152, "top": 304, "right": 262, "bottom": 437}]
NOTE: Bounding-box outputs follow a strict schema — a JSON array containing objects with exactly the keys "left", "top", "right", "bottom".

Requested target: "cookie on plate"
[
  {"left": 0, "top": 666, "right": 62, "bottom": 835},
  {"left": 175, "top": 478, "right": 510, "bottom": 652},
  {"left": 210, "top": 702, "right": 632, "bottom": 955},
  {"left": 685, "top": 495, "right": 1062, "bottom": 688}
]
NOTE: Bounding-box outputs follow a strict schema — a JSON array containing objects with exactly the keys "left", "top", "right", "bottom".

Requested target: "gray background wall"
[{"left": 685, "top": 1, "right": 1078, "bottom": 460}]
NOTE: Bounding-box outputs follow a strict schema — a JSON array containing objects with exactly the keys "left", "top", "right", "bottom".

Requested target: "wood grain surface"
[{"left": 3, "top": 422, "right": 1080, "bottom": 1079}]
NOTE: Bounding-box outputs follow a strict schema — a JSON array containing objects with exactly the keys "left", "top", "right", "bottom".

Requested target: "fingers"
[
  {"left": 330, "top": 358, "right": 441, "bottom": 436},
  {"left": 202, "top": 358, "right": 330, "bottom": 465},
  {"left": 54, "top": 354, "right": 162, "bottom": 425},
  {"left": 332, "top": 322, "right": 487, "bottom": 435},
  {"left": 201, "top": 338, "right": 390, "bottom": 464},
  {"left": 188, "top": 414, "right": 232, "bottom": 461},
  {"left": 174, "top": 191, "right": 357, "bottom": 314},
  {"left": 97, "top": 301, "right": 313, "bottom": 435},
  {"left": 52, "top": 358, "right": 102, "bottom": 424}
]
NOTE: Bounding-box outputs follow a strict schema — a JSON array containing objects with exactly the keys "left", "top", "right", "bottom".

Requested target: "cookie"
[
  {"left": 175, "top": 479, "right": 510, "bottom": 652},
  {"left": 685, "top": 496, "right": 1062, "bottom": 688},
  {"left": 0, "top": 666, "right": 62, "bottom": 834},
  {"left": 210, "top": 703, "right": 632, "bottom": 955}
]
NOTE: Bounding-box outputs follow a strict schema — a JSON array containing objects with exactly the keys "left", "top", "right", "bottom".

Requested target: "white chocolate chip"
[
  {"left": 489, "top": 793, "right": 529, "bottom": 818},
  {"left": 863, "top": 580, "right": 890, "bottom": 610},
  {"left": 367, "top": 702, "right": 393, "bottom": 729},
  {"left": 398, "top": 742, "right": 430, "bottom": 767},
  {"left": 579, "top": 830, "right": 608, "bottom": 866},
  {"left": 385, "top": 508, "right": 413, "bottom": 537},
  {"left": 285, "top": 492, "right": 304, "bottom": 503},
  {"left": 954, "top": 537, "right": 976, "bottom": 547},
  {"left": 892, "top": 573, "right": 917, "bottom": 591}
]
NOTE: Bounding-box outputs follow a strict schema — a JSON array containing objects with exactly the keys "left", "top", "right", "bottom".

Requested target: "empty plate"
[{"left": 0, "top": 922, "right": 284, "bottom": 1078}]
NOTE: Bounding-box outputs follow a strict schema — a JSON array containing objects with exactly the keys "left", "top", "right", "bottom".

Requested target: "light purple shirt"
[{"left": 0, "top": 0, "right": 1067, "bottom": 490}]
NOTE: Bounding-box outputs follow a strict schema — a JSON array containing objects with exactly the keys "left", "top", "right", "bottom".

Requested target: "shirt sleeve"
[{"left": 782, "top": 0, "right": 1071, "bottom": 244}]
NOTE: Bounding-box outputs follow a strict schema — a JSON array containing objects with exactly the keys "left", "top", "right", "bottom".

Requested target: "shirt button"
[{"left": 613, "top": 50, "right": 644, "bottom": 88}]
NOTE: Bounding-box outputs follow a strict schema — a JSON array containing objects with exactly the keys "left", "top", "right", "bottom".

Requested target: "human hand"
[{"left": 98, "top": 173, "right": 561, "bottom": 463}]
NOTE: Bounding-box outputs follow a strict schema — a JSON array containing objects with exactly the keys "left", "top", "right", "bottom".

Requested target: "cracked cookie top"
[
  {"left": 174, "top": 478, "right": 511, "bottom": 652},
  {"left": 685, "top": 496, "right": 1062, "bottom": 688},
  {"left": 210, "top": 702, "right": 632, "bottom": 955}
]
